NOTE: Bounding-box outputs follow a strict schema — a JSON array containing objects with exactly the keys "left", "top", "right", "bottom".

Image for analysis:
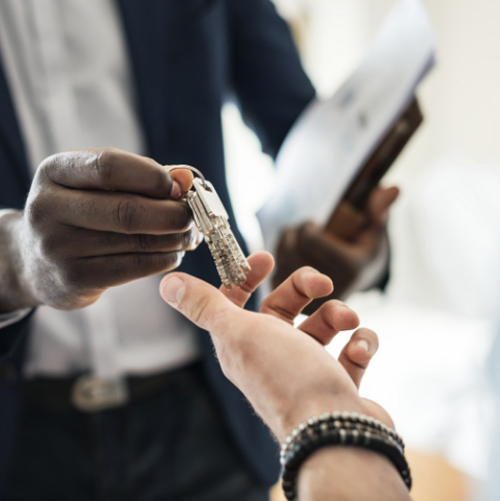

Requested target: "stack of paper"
[{"left": 257, "top": 0, "right": 435, "bottom": 252}]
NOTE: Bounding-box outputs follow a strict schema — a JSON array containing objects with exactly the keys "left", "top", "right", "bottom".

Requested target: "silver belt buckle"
[{"left": 71, "top": 375, "right": 129, "bottom": 413}]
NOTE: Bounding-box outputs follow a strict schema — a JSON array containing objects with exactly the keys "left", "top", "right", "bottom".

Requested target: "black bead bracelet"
[{"left": 280, "top": 412, "right": 411, "bottom": 501}]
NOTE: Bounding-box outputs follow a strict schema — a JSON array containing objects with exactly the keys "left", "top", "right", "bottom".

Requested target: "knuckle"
[
  {"left": 130, "top": 234, "right": 157, "bottom": 253},
  {"left": 36, "top": 153, "right": 62, "bottom": 182},
  {"left": 166, "top": 203, "right": 192, "bottom": 232},
  {"left": 58, "top": 259, "right": 87, "bottom": 289},
  {"left": 26, "top": 195, "right": 55, "bottom": 230},
  {"left": 323, "top": 299, "right": 343, "bottom": 314},
  {"left": 188, "top": 294, "right": 221, "bottom": 328},
  {"left": 115, "top": 198, "right": 144, "bottom": 233},
  {"left": 320, "top": 301, "right": 338, "bottom": 325},
  {"left": 39, "top": 233, "right": 62, "bottom": 258},
  {"left": 26, "top": 200, "right": 47, "bottom": 229},
  {"left": 151, "top": 164, "right": 173, "bottom": 197},
  {"left": 298, "top": 265, "right": 318, "bottom": 274},
  {"left": 329, "top": 299, "right": 346, "bottom": 307},
  {"left": 92, "top": 148, "right": 120, "bottom": 185}
]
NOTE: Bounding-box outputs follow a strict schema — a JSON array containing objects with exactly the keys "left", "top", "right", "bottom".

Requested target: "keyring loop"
[{"left": 168, "top": 165, "right": 208, "bottom": 190}]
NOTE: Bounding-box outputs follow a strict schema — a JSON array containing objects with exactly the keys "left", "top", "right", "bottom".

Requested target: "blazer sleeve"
[
  {"left": 0, "top": 310, "right": 32, "bottom": 361},
  {"left": 225, "top": 0, "right": 316, "bottom": 159}
]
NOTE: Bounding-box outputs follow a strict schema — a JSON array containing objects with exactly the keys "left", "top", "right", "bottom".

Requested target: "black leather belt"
[{"left": 20, "top": 362, "right": 200, "bottom": 413}]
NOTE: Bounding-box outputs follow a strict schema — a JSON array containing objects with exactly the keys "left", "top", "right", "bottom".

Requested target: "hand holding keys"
[{"left": 170, "top": 166, "right": 251, "bottom": 289}]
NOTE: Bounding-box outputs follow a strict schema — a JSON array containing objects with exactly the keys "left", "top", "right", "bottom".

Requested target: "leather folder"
[{"left": 325, "top": 97, "right": 423, "bottom": 241}]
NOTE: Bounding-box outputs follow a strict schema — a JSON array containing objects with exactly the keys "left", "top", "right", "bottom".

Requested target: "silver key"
[{"left": 186, "top": 178, "right": 251, "bottom": 289}]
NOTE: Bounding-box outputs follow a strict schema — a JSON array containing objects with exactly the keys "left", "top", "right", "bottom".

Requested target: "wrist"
[
  {"left": 277, "top": 393, "right": 364, "bottom": 442},
  {"left": 281, "top": 412, "right": 410, "bottom": 500},
  {"left": 0, "top": 210, "right": 37, "bottom": 312},
  {"left": 298, "top": 447, "right": 411, "bottom": 501}
]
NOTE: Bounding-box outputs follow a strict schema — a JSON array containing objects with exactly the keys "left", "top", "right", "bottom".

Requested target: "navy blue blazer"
[{"left": 0, "top": 0, "right": 315, "bottom": 491}]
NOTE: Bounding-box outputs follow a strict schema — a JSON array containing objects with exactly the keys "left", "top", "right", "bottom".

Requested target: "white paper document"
[{"left": 257, "top": 0, "right": 435, "bottom": 252}]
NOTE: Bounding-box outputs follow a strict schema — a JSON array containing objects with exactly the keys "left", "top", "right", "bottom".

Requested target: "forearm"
[
  {"left": 298, "top": 448, "right": 411, "bottom": 501},
  {"left": 0, "top": 209, "right": 33, "bottom": 313}
]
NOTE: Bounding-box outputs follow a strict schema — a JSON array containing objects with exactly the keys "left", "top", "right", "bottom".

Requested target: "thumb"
[
  {"left": 368, "top": 186, "right": 400, "bottom": 226},
  {"left": 159, "top": 273, "right": 238, "bottom": 335}
]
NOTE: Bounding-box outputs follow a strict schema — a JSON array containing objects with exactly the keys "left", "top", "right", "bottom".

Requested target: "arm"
[
  {"left": 298, "top": 448, "right": 410, "bottom": 501},
  {"left": 159, "top": 252, "right": 410, "bottom": 500}
]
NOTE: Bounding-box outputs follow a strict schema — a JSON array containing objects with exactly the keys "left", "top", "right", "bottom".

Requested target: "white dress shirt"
[{"left": 0, "top": 0, "right": 199, "bottom": 378}]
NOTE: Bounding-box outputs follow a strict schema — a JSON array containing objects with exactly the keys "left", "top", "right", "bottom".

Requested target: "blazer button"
[{"left": 0, "top": 362, "right": 18, "bottom": 384}]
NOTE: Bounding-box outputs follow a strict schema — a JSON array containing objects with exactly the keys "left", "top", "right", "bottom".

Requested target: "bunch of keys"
[{"left": 170, "top": 166, "right": 251, "bottom": 290}]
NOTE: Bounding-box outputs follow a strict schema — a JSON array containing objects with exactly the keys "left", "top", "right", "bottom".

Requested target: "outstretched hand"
[{"left": 160, "top": 251, "right": 392, "bottom": 442}]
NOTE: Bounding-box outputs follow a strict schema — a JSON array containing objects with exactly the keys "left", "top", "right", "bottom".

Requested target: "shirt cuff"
[
  {"left": 0, "top": 209, "right": 32, "bottom": 328},
  {"left": 0, "top": 308, "right": 32, "bottom": 329}
]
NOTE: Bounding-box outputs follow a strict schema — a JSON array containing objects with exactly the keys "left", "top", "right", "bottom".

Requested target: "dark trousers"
[{"left": 5, "top": 364, "right": 269, "bottom": 501}]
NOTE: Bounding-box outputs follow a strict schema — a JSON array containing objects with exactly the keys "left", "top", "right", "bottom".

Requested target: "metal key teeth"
[
  {"left": 207, "top": 239, "right": 231, "bottom": 289},
  {"left": 215, "top": 237, "right": 236, "bottom": 289},
  {"left": 219, "top": 228, "right": 249, "bottom": 285},
  {"left": 226, "top": 254, "right": 241, "bottom": 285},
  {"left": 216, "top": 259, "right": 232, "bottom": 290},
  {"left": 229, "top": 256, "right": 247, "bottom": 285},
  {"left": 209, "top": 234, "right": 234, "bottom": 290},
  {"left": 225, "top": 231, "right": 250, "bottom": 271},
  {"left": 215, "top": 233, "right": 246, "bottom": 289},
  {"left": 185, "top": 180, "right": 251, "bottom": 289}
]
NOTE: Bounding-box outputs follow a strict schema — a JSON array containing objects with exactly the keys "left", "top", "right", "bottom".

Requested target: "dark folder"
[{"left": 326, "top": 97, "right": 423, "bottom": 241}]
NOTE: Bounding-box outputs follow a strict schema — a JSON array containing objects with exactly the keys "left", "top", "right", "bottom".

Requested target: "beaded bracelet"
[{"left": 280, "top": 412, "right": 411, "bottom": 501}]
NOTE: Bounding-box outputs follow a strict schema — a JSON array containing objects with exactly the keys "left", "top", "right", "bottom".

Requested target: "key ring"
[{"left": 168, "top": 165, "right": 209, "bottom": 190}]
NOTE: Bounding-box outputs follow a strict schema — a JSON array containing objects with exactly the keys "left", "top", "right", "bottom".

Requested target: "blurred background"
[{"left": 221, "top": 0, "right": 500, "bottom": 500}]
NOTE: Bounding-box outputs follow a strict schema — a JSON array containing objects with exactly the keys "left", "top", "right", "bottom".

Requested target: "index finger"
[
  {"left": 220, "top": 252, "right": 274, "bottom": 308},
  {"left": 40, "top": 149, "right": 174, "bottom": 199}
]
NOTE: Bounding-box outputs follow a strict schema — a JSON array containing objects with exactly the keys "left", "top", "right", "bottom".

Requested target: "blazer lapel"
[{"left": 0, "top": 57, "right": 30, "bottom": 191}]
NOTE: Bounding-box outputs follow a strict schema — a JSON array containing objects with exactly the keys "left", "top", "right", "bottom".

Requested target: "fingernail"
[
  {"left": 356, "top": 340, "right": 370, "bottom": 353},
  {"left": 161, "top": 276, "right": 185, "bottom": 307},
  {"left": 171, "top": 181, "right": 182, "bottom": 200}
]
